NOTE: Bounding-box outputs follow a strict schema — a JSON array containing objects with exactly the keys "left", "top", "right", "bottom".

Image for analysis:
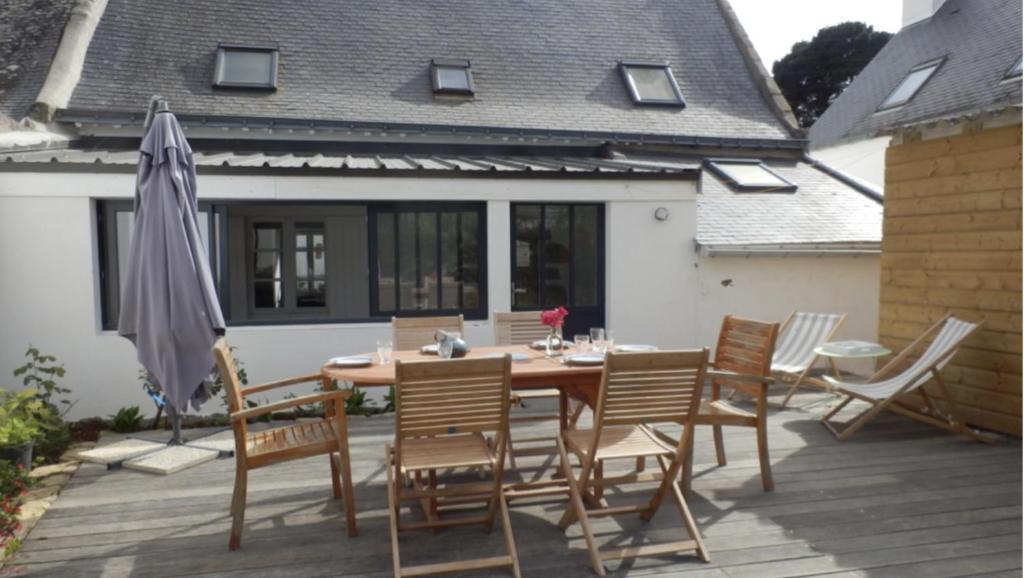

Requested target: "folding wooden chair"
[
  {"left": 494, "top": 311, "right": 585, "bottom": 468},
  {"left": 820, "top": 314, "right": 989, "bottom": 442},
  {"left": 775, "top": 311, "right": 847, "bottom": 407},
  {"left": 688, "top": 316, "right": 778, "bottom": 492},
  {"left": 556, "top": 350, "right": 710, "bottom": 576},
  {"left": 392, "top": 315, "right": 464, "bottom": 351},
  {"left": 212, "top": 338, "right": 356, "bottom": 550},
  {"left": 386, "top": 355, "right": 521, "bottom": 578}
]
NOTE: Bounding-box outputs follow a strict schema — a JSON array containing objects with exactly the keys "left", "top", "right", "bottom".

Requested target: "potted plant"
[{"left": 0, "top": 389, "right": 44, "bottom": 468}]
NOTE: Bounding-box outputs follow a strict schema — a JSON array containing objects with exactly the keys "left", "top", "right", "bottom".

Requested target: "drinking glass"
[
  {"left": 438, "top": 332, "right": 460, "bottom": 359},
  {"left": 574, "top": 334, "right": 590, "bottom": 353},
  {"left": 590, "top": 327, "right": 606, "bottom": 354},
  {"left": 376, "top": 339, "right": 393, "bottom": 365},
  {"left": 604, "top": 330, "right": 614, "bottom": 354}
]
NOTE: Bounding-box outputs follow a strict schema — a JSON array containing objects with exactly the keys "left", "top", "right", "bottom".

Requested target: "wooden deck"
[{"left": 10, "top": 388, "right": 1022, "bottom": 577}]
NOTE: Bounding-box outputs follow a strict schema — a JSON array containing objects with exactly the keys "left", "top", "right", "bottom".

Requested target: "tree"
[{"left": 773, "top": 22, "right": 892, "bottom": 128}]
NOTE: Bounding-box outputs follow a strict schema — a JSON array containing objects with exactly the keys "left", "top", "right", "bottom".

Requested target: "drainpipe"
[{"left": 29, "top": 0, "right": 109, "bottom": 123}]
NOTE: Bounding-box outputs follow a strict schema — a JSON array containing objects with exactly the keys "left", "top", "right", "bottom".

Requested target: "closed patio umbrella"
[{"left": 118, "top": 97, "right": 225, "bottom": 442}]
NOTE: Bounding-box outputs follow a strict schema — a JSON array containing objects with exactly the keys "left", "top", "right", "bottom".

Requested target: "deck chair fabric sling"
[
  {"left": 820, "top": 315, "right": 985, "bottom": 441},
  {"left": 775, "top": 311, "right": 846, "bottom": 407},
  {"left": 556, "top": 349, "right": 711, "bottom": 576},
  {"left": 386, "top": 355, "right": 521, "bottom": 578}
]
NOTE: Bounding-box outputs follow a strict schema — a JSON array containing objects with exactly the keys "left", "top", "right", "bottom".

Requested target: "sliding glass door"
[{"left": 511, "top": 203, "right": 604, "bottom": 337}]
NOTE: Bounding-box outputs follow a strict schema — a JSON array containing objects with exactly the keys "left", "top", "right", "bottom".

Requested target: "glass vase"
[{"left": 545, "top": 326, "right": 563, "bottom": 357}]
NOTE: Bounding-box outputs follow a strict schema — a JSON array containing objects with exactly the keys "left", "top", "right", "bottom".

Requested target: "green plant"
[
  {"left": 109, "top": 406, "right": 144, "bottom": 433},
  {"left": 13, "top": 347, "right": 74, "bottom": 416},
  {"left": 383, "top": 386, "right": 396, "bottom": 413},
  {"left": 344, "top": 387, "right": 370, "bottom": 416},
  {"left": 0, "top": 389, "right": 44, "bottom": 447},
  {"left": 0, "top": 460, "right": 35, "bottom": 557},
  {"left": 244, "top": 398, "right": 273, "bottom": 423}
]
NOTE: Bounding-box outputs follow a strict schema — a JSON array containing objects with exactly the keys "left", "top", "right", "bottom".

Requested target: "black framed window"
[
  {"left": 878, "top": 57, "right": 943, "bottom": 111},
  {"left": 704, "top": 159, "right": 797, "bottom": 193},
  {"left": 619, "top": 61, "right": 685, "bottom": 106},
  {"left": 370, "top": 203, "right": 486, "bottom": 318},
  {"left": 213, "top": 44, "right": 279, "bottom": 90},
  {"left": 431, "top": 58, "right": 474, "bottom": 95}
]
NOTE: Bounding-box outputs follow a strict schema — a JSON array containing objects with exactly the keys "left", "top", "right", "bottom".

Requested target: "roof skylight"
[
  {"left": 619, "top": 62, "right": 685, "bottom": 106},
  {"left": 431, "top": 59, "right": 474, "bottom": 96},
  {"left": 1006, "top": 56, "right": 1022, "bottom": 79},
  {"left": 213, "top": 44, "right": 279, "bottom": 89},
  {"left": 877, "top": 58, "right": 943, "bottom": 111},
  {"left": 705, "top": 160, "right": 797, "bottom": 193}
]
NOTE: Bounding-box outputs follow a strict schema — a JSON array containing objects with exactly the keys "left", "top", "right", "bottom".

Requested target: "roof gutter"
[
  {"left": 802, "top": 153, "right": 884, "bottom": 203},
  {"left": 30, "top": 0, "right": 109, "bottom": 123},
  {"left": 696, "top": 241, "right": 881, "bottom": 258}
]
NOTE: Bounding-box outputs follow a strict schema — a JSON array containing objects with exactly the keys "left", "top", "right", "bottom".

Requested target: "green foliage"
[
  {"left": 344, "top": 387, "right": 370, "bottom": 416},
  {"left": 0, "top": 389, "right": 44, "bottom": 447},
  {"left": 383, "top": 386, "right": 396, "bottom": 413},
  {"left": 13, "top": 346, "right": 74, "bottom": 416},
  {"left": 244, "top": 398, "right": 273, "bottom": 423},
  {"left": 109, "top": 406, "right": 145, "bottom": 433},
  {"left": 283, "top": 393, "right": 321, "bottom": 418},
  {"left": 772, "top": 22, "right": 892, "bottom": 127},
  {"left": 32, "top": 407, "right": 71, "bottom": 464},
  {"left": 0, "top": 460, "right": 34, "bottom": 557},
  {"left": 0, "top": 460, "right": 35, "bottom": 498}
]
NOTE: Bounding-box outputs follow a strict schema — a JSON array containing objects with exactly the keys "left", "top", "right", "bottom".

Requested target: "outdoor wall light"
[{"left": 654, "top": 207, "right": 670, "bottom": 221}]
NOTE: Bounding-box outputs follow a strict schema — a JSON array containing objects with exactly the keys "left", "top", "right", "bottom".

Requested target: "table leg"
[{"left": 559, "top": 389, "right": 569, "bottom": 434}]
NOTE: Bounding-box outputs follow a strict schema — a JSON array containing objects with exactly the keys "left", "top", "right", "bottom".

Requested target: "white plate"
[
  {"left": 616, "top": 344, "right": 658, "bottom": 353},
  {"left": 327, "top": 356, "right": 374, "bottom": 368},
  {"left": 420, "top": 344, "right": 439, "bottom": 354},
  {"left": 484, "top": 352, "right": 531, "bottom": 362},
  {"left": 564, "top": 353, "right": 605, "bottom": 366},
  {"left": 530, "top": 339, "right": 565, "bottom": 350}
]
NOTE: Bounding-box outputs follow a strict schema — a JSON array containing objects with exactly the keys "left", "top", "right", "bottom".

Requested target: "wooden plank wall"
[{"left": 881, "top": 123, "right": 1022, "bottom": 436}]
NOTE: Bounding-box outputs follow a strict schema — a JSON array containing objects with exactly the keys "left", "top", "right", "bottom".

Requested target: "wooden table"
[{"left": 322, "top": 345, "right": 600, "bottom": 431}]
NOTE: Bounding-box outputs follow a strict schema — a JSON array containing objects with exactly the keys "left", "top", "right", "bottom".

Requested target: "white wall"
[
  {"left": 811, "top": 136, "right": 890, "bottom": 192},
  {"left": 0, "top": 171, "right": 697, "bottom": 417},
  {"left": 695, "top": 254, "right": 882, "bottom": 375}
]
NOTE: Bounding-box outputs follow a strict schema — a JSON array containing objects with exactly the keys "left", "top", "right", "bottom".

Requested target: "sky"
[{"left": 728, "top": 0, "right": 903, "bottom": 71}]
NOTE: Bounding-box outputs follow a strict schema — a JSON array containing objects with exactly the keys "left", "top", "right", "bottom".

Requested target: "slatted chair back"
[
  {"left": 212, "top": 338, "right": 245, "bottom": 415},
  {"left": 494, "top": 311, "right": 548, "bottom": 345},
  {"left": 392, "top": 315, "right": 464, "bottom": 351},
  {"left": 773, "top": 312, "right": 845, "bottom": 374},
  {"left": 394, "top": 355, "right": 512, "bottom": 441},
  {"left": 592, "top": 349, "right": 708, "bottom": 430},
  {"left": 713, "top": 316, "right": 779, "bottom": 395}
]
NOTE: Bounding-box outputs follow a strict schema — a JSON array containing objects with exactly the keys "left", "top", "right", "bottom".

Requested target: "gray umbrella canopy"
[{"left": 118, "top": 110, "right": 225, "bottom": 413}]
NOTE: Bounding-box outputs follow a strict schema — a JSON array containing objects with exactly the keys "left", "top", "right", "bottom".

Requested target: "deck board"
[{"left": 8, "top": 389, "right": 1022, "bottom": 577}]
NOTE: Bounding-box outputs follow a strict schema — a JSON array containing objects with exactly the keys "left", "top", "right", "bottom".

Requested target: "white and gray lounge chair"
[
  {"left": 820, "top": 314, "right": 989, "bottom": 442},
  {"left": 774, "top": 311, "right": 847, "bottom": 407}
]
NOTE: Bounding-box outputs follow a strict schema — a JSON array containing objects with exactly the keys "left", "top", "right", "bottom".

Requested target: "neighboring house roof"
[
  {"left": 0, "top": 0, "right": 76, "bottom": 119},
  {"left": 696, "top": 159, "right": 882, "bottom": 253},
  {"left": 63, "top": 0, "right": 795, "bottom": 141},
  {"left": 809, "top": 0, "right": 1023, "bottom": 149}
]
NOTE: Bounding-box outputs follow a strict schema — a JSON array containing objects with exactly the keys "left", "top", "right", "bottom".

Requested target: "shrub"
[
  {"left": 0, "top": 389, "right": 43, "bottom": 448},
  {"left": 109, "top": 406, "right": 144, "bottom": 433},
  {"left": 0, "top": 460, "right": 35, "bottom": 556},
  {"left": 344, "top": 387, "right": 370, "bottom": 416},
  {"left": 13, "top": 347, "right": 74, "bottom": 416}
]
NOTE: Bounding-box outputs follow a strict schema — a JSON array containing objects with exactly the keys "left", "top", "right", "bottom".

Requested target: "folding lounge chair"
[
  {"left": 775, "top": 311, "right": 847, "bottom": 407},
  {"left": 386, "top": 355, "right": 521, "bottom": 578},
  {"left": 556, "top": 349, "right": 711, "bottom": 576},
  {"left": 820, "top": 315, "right": 987, "bottom": 441}
]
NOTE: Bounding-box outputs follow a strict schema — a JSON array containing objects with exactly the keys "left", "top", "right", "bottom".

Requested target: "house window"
[
  {"left": 619, "top": 62, "right": 685, "bottom": 106},
  {"left": 878, "top": 58, "right": 943, "bottom": 111},
  {"left": 214, "top": 44, "right": 279, "bottom": 89},
  {"left": 705, "top": 160, "right": 797, "bottom": 192},
  {"left": 371, "top": 203, "right": 486, "bottom": 317},
  {"left": 431, "top": 59, "right": 474, "bottom": 95},
  {"left": 1006, "top": 56, "right": 1022, "bottom": 79}
]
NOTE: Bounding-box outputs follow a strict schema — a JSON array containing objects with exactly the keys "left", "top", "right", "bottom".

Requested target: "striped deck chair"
[
  {"left": 775, "top": 312, "right": 847, "bottom": 407},
  {"left": 820, "top": 315, "right": 988, "bottom": 442}
]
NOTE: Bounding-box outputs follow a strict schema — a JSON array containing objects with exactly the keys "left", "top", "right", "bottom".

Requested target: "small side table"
[{"left": 812, "top": 341, "right": 892, "bottom": 386}]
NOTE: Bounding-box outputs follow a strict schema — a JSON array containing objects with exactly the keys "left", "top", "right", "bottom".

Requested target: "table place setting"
[{"left": 326, "top": 355, "right": 375, "bottom": 368}]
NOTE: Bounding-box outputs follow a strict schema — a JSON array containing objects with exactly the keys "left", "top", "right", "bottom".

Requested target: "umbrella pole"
[{"left": 166, "top": 403, "right": 185, "bottom": 445}]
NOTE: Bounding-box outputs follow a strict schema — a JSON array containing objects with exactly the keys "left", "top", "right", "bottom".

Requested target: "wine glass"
[{"left": 376, "top": 339, "right": 393, "bottom": 365}]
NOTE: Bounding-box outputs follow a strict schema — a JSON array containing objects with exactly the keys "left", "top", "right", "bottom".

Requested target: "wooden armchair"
[
  {"left": 687, "top": 316, "right": 779, "bottom": 492},
  {"left": 212, "top": 338, "right": 357, "bottom": 550}
]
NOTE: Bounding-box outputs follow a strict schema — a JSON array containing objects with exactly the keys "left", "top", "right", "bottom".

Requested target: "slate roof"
[
  {"left": 697, "top": 159, "right": 882, "bottom": 249},
  {"left": 65, "top": 0, "right": 794, "bottom": 141},
  {"left": 0, "top": 0, "right": 76, "bottom": 119},
  {"left": 810, "top": 0, "right": 1023, "bottom": 148}
]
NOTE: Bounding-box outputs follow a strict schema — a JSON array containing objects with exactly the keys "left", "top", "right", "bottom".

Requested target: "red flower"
[{"left": 539, "top": 306, "right": 569, "bottom": 328}]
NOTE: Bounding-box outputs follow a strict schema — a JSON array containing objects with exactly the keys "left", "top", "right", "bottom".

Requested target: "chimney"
[{"left": 902, "top": 0, "right": 948, "bottom": 28}]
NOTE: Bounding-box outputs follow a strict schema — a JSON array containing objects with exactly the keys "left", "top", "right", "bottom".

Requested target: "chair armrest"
[
  {"left": 241, "top": 373, "right": 326, "bottom": 396},
  {"left": 231, "top": 390, "right": 350, "bottom": 422}
]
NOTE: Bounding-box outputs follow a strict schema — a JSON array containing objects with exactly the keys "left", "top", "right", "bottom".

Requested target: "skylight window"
[
  {"left": 705, "top": 160, "right": 797, "bottom": 193},
  {"left": 213, "top": 44, "right": 279, "bottom": 89},
  {"left": 1006, "top": 56, "right": 1022, "bottom": 79},
  {"left": 877, "top": 58, "right": 943, "bottom": 111},
  {"left": 619, "top": 62, "right": 685, "bottom": 106},
  {"left": 431, "top": 59, "right": 474, "bottom": 95}
]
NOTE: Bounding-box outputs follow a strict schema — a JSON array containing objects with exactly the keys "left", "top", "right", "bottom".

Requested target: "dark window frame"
[
  {"left": 1005, "top": 56, "right": 1023, "bottom": 79},
  {"left": 431, "top": 58, "right": 475, "bottom": 96},
  {"left": 368, "top": 202, "right": 488, "bottom": 320},
  {"left": 213, "top": 43, "right": 280, "bottom": 90},
  {"left": 618, "top": 61, "right": 686, "bottom": 107},
  {"left": 704, "top": 159, "right": 797, "bottom": 193},
  {"left": 877, "top": 57, "right": 945, "bottom": 111}
]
